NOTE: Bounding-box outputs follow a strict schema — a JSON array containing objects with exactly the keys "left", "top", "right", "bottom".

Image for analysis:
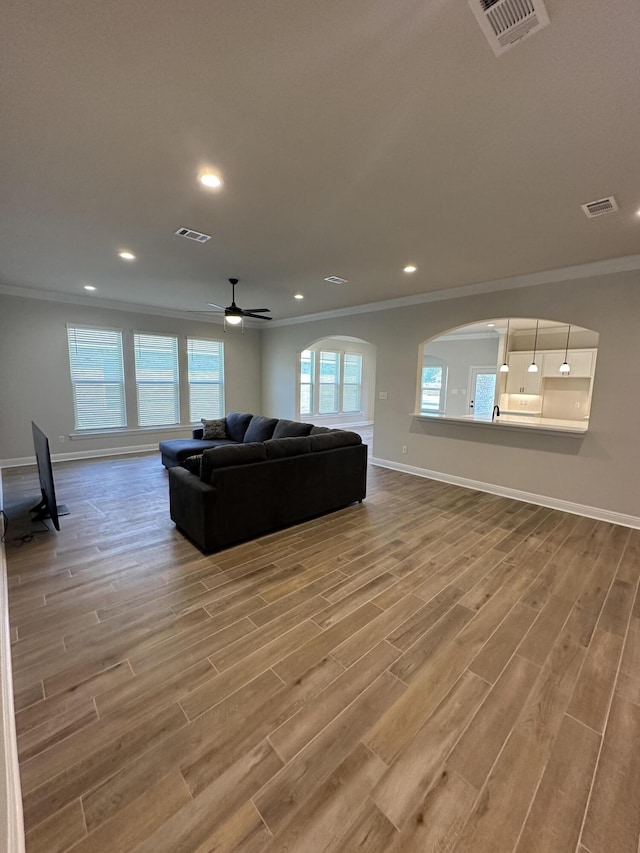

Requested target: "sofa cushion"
[
  {"left": 160, "top": 437, "right": 235, "bottom": 467},
  {"left": 308, "top": 431, "right": 362, "bottom": 452},
  {"left": 264, "top": 436, "right": 312, "bottom": 459},
  {"left": 225, "top": 411, "right": 253, "bottom": 442},
  {"left": 244, "top": 415, "right": 279, "bottom": 443},
  {"left": 309, "top": 425, "right": 333, "bottom": 435},
  {"left": 200, "top": 441, "right": 267, "bottom": 483},
  {"left": 272, "top": 419, "right": 314, "bottom": 439},
  {"left": 201, "top": 417, "right": 227, "bottom": 440},
  {"left": 181, "top": 454, "right": 203, "bottom": 476}
]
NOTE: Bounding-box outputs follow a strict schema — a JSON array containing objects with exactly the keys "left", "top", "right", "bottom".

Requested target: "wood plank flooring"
[{"left": 2, "top": 448, "right": 639, "bottom": 852}]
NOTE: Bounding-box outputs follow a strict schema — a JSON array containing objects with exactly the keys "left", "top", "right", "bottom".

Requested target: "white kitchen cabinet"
[
  {"left": 505, "top": 351, "right": 543, "bottom": 394},
  {"left": 542, "top": 349, "right": 595, "bottom": 378}
]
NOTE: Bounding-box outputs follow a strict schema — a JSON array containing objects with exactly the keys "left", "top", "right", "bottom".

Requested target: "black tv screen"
[{"left": 31, "top": 422, "right": 68, "bottom": 531}]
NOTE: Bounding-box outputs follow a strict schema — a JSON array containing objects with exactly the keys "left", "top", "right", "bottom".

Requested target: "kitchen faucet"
[{"left": 492, "top": 405, "right": 500, "bottom": 421}]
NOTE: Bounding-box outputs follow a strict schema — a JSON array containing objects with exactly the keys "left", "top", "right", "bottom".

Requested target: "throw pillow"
[
  {"left": 201, "top": 418, "right": 227, "bottom": 440},
  {"left": 225, "top": 411, "right": 253, "bottom": 442},
  {"left": 272, "top": 418, "right": 314, "bottom": 439},
  {"left": 243, "top": 415, "right": 279, "bottom": 443}
]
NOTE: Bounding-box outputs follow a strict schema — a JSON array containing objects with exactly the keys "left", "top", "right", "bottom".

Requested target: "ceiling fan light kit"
[{"left": 198, "top": 278, "right": 273, "bottom": 330}]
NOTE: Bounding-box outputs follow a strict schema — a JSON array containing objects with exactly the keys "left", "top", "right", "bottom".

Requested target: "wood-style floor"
[{"left": 2, "top": 449, "right": 639, "bottom": 852}]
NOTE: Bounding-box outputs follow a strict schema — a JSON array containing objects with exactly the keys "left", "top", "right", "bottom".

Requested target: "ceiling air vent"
[
  {"left": 174, "top": 227, "right": 212, "bottom": 243},
  {"left": 581, "top": 197, "right": 619, "bottom": 219},
  {"left": 324, "top": 275, "right": 349, "bottom": 285},
  {"left": 468, "top": 0, "right": 550, "bottom": 56}
]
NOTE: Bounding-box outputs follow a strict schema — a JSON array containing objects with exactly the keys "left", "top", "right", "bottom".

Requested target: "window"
[
  {"left": 67, "top": 326, "right": 126, "bottom": 430},
  {"left": 421, "top": 365, "right": 445, "bottom": 412},
  {"left": 319, "top": 350, "right": 340, "bottom": 414},
  {"left": 300, "top": 349, "right": 314, "bottom": 416},
  {"left": 187, "top": 338, "right": 225, "bottom": 422},
  {"left": 134, "top": 333, "right": 179, "bottom": 426},
  {"left": 299, "top": 345, "right": 368, "bottom": 418},
  {"left": 342, "top": 352, "right": 362, "bottom": 413}
]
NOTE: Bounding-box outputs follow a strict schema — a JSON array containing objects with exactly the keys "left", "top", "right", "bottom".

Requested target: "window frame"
[
  {"left": 420, "top": 362, "right": 447, "bottom": 414},
  {"left": 318, "top": 349, "right": 341, "bottom": 415},
  {"left": 66, "top": 324, "right": 127, "bottom": 431},
  {"left": 299, "top": 345, "right": 366, "bottom": 418},
  {"left": 186, "top": 337, "right": 225, "bottom": 423},
  {"left": 342, "top": 351, "right": 363, "bottom": 413},
  {"left": 133, "top": 331, "right": 180, "bottom": 428},
  {"left": 299, "top": 349, "right": 315, "bottom": 417}
]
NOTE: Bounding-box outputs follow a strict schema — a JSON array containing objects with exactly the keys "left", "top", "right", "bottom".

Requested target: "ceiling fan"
[{"left": 196, "top": 278, "right": 272, "bottom": 326}]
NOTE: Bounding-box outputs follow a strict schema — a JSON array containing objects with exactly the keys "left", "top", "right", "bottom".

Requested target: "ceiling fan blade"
[
  {"left": 243, "top": 308, "right": 271, "bottom": 313},
  {"left": 207, "top": 303, "right": 226, "bottom": 310},
  {"left": 187, "top": 309, "right": 224, "bottom": 313},
  {"left": 243, "top": 312, "right": 273, "bottom": 320}
]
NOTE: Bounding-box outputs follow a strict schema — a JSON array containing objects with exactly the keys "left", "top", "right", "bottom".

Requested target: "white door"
[{"left": 469, "top": 368, "right": 497, "bottom": 417}]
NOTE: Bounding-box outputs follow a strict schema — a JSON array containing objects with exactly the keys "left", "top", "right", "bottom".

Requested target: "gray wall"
[
  {"left": 0, "top": 295, "right": 262, "bottom": 460},
  {"left": 423, "top": 336, "right": 500, "bottom": 417},
  {"left": 2, "top": 269, "right": 640, "bottom": 519},
  {"left": 262, "top": 270, "right": 640, "bottom": 518}
]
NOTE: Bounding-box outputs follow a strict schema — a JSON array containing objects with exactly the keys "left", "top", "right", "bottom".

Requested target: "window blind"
[
  {"left": 319, "top": 351, "right": 340, "bottom": 414},
  {"left": 187, "top": 338, "right": 225, "bottom": 422},
  {"left": 134, "top": 333, "right": 180, "bottom": 427},
  {"left": 342, "top": 352, "right": 362, "bottom": 413},
  {"left": 299, "top": 349, "right": 314, "bottom": 416},
  {"left": 67, "top": 326, "right": 126, "bottom": 430}
]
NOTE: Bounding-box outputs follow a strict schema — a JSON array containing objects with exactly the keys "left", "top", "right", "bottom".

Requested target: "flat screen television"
[{"left": 30, "top": 421, "right": 69, "bottom": 531}]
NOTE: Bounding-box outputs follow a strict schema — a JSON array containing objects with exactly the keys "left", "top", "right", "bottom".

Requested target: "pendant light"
[
  {"left": 527, "top": 320, "right": 539, "bottom": 373},
  {"left": 499, "top": 318, "right": 510, "bottom": 372},
  {"left": 559, "top": 324, "right": 571, "bottom": 375}
]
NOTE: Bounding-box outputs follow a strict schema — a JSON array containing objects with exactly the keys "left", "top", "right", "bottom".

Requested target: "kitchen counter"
[{"left": 413, "top": 412, "right": 588, "bottom": 435}]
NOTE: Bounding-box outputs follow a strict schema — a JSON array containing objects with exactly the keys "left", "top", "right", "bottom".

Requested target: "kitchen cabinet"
[
  {"left": 505, "top": 351, "right": 543, "bottom": 394},
  {"left": 541, "top": 349, "right": 595, "bottom": 378}
]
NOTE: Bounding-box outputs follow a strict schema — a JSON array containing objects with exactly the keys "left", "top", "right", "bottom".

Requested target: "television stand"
[{"left": 29, "top": 498, "right": 70, "bottom": 523}]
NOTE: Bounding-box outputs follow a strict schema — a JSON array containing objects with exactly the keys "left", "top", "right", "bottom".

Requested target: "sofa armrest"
[
  {"left": 168, "top": 467, "right": 219, "bottom": 551},
  {"left": 192, "top": 427, "right": 204, "bottom": 440}
]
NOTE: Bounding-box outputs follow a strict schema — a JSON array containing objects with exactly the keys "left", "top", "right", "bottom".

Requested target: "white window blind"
[
  {"left": 421, "top": 365, "right": 445, "bottom": 412},
  {"left": 319, "top": 350, "right": 340, "bottom": 414},
  {"left": 134, "top": 333, "right": 180, "bottom": 427},
  {"left": 342, "top": 352, "right": 362, "bottom": 413},
  {"left": 187, "top": 338, "right": 225, "bottom": 422},
  {"left": 67, "top": 326, "right": 126, "bottom": 430},
  {"left": 299, "top": 349, "right": 314, "bottom": 416}
]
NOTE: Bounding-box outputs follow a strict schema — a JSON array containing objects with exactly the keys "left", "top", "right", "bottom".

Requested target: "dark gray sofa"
[
  {"left": 165, "top": 417, "right": 367, "bottom": 552},
  {"left": 159, "top": 411, "right": 273, "bottom": 468}
]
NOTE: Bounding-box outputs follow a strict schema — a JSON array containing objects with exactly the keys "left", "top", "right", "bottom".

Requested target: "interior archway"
[
  {"left": 417, "top": 318, "right": 599, "bottom": 428},
  {"left": 297, "top": 336, "right": 377, "bottom": 435}
]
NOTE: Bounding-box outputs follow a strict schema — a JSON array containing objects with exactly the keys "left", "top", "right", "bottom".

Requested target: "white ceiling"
[{"left": 2, "top": 1, "right": 639, "bottom": 321}]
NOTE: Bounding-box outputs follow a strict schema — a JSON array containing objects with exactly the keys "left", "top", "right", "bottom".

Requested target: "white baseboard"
[
  {"left": 370, "top": 457, "right": 640, "bottom": 531},
  {"left": 0, "top": 444, "right": 158, "bottom": 469},
  {"left": 0, "top": 472, "right": 26, "bottom": 853}
]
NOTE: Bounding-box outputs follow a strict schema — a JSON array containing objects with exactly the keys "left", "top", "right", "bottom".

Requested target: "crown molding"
[
  {"left": 2, "top": 253, "right": 639, "bottom": 328},
  {"left": 0, "top": 284, "right": 265, "bottom": 328},
  {"left": 265, "top": 253, "right": 640, "bottom": 328}
]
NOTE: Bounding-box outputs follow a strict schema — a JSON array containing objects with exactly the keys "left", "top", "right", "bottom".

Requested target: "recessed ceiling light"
[
  {"left": 199, "top": 172, "right": 223, "bottom": 189},
  {"left": 403, "top": 265, "right": 417, "bottom": 273},
  {"left": 83, "top": 284, "right": 96, "bottom": 291},
  {"left": 294, "top": 294, "right": 304, "bottom": 300},
  {"left": 118, "top": 251, "right": 136, "bottom": 261},
  {"left": 487, "top": 323, "right": 495, "bottom": 327}
]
